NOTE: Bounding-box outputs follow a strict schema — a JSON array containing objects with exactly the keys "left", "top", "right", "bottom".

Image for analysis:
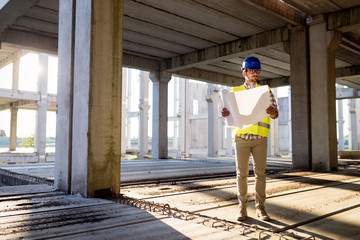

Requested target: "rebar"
[{"left": 116, "top": 194, "right": 315, "bottom": 240}]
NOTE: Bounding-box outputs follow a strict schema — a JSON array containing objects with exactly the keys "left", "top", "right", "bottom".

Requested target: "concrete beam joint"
[
  {"left": 138, "top": 103, "right": 150, "bottom": 110},
  {"left": 306, "top": 14, "right": 326, "bottom": 26},
  {"left": 149, "top": 70, "right": 172, "bottom": 83},
  {"left": 289, "top": 24, "right": 306, "bottom": 34},
  {"left": 336, "top": 88, "right": 360, "bottom": 100},
  {"left": 161, "top": 27, "right": 289, "bottom": 72},
  {"left": 205, "top": 95, "right": 213, "bottom": 103},
  {"left": 336, "top": 65, "right": 360, "bottom": 78},
  {"left": 328, "top": 30, "right": 342, "bottom": 50},
  {"left": 328, "top": 5, "right": 360, "bottom": 31},
  {"left": 248, "top": 0, "right": 306, "bottom": 25}
]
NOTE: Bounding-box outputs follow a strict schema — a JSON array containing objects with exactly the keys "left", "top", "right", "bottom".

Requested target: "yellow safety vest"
[{"left": 231, "top": 84, "right": 271, "bottom": 138}]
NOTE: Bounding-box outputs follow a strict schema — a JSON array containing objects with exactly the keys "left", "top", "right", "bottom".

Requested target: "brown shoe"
[
  {"left": 256, "top": 207, "right": 270, "bottom": 221},
  {"left": 236, "top": 207, "right": 248, "bottom": 221}
]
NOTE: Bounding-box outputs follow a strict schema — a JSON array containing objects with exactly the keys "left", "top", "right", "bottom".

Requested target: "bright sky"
[
  {"left": 0, "top": 53, "right": 349, "bottom": 141},
  {"left": 0, "top": 52, "right": 57, "bottom": 138}
]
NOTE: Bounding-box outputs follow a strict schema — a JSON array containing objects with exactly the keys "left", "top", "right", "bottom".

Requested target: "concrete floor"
[
  {"left": 0, "top": 157, "right": 359, "bottom": 239},
  {"left": 0, "top": 156, "right": 292, "bottom": 183}
]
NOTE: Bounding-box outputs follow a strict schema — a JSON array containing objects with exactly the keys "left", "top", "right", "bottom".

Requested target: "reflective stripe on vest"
[{"left": 231, "top": 84, "right": 271, "bottom": 138}]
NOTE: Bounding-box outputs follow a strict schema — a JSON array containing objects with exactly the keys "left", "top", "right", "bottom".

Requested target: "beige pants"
[{"left": 234, "top": 136, "right": 268, "bottom": 209}]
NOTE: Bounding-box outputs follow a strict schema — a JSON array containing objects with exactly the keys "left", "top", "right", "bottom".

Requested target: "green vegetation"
[
  {"left": 0, "top": 136, "right": 55, "bottom": 148},
  {"left": 19, "top": 135, "right": 34, "bottom": 148}
]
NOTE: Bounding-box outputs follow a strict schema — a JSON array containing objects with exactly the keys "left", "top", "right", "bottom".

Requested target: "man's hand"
[
  {"left": 266, "top": 106, "right": 278, "bottom": 119},
  {"left": 221, "top": 107, "right": 230, "bottom": 118}
]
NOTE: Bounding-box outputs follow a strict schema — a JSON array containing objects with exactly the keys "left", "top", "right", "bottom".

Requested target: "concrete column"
[
  {"left": 56, "top": 0, "right": 123, "bottom": 198},
  {"left": 309, "top": 16, "right": 341, "bottom": 171},
  {"left": 173, "top": 77, "right": 179, "bottom": 155},
  {"left": 290, "top": 25, "right": 311, "bottom": 169},
  {"left": 226, "top": 127, "right": 232, "bottom": 157},
  {"left": 9, "top": 107, "right": 18, "bottom": 151},
  {"left": 337, "top": 98, "right": 344, "bottom": 151},
  {"left": 121, "top": 68, "right": 127, "bottom": 158},
  {"left": 9, "top": 56, "right": 20, "bottom": 151},
  {"left": 138, "top": 71, "right": 149, "bottom": 158},
  {"left": 149, "top": 71, "right": 171, "bottom": 159},
  {"left": 223, "top": 87, "right": 233, "bottom": 157},
  {"left": 206, "top": 84, "right": 219, "bottom": 157},
  {"left": 184, "top": 79, "right": 191, "bottom": 157},
  {"left": 349, "top": 99, "right": 357, "bottom": 150},
  {"left": 353, "top": 99, "right": 360, "bottom": 150},
  {"left": 35, "top": 53, "right": 49, "bottom": 163},
  {"left": 12, "top": 55, "right": 19, "bottom": 90},
  {"left": 288, "top": 88, "right": 292, "bottom": 156},
  {"left": 126, "top": 68, "right": 132, "bottom": 149},
  {"left": 179, "top": 78, "right": 186, "bottom": 157},
  {"left": 269, "top": 88, "right": 279, "bottom": 156},
  {"left": 267, "top": 126, "right": 272, "bottom": 156},
  {"left": 55, "top": 0, "right": 76, "bottom": 193}
]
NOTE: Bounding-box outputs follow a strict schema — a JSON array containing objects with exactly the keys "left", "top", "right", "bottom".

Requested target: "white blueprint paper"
[{"left": 221, "top": 85, "right": 270, "bottom": 129}]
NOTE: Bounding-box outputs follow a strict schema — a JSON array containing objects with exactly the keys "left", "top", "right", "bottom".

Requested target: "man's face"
[{"left": 244, "top": 69, "right": 261, "bottom": 83}]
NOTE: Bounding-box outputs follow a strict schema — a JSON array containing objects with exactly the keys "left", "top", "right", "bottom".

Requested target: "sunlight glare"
[
  {"left": 19, "top": 53, "right": 39, "bottom": 92},
  {"left": 0, "top": 63, "right": 13, "bottom": 89}
]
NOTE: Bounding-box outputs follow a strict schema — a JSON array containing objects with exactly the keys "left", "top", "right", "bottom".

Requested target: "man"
[{"left": 221, "top": 56, "right": 278, "bottom": 221}]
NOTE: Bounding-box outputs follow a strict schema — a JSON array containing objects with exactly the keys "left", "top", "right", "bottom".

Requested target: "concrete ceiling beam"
[
  {"left": 0, "top": 99, "right": 35, "bottom": 111},
  {"left": 173, "top": 68, "right": 240, "bottom": 87},
  {"left": 336, "top": 87, "right": 360, "bottom": 99},
  {"left": 161, "top": 27, "right": 289, "bottom": 72},
  {"left": 247, "top": 0, "right": 307, "bottom": 25},
  {"left": 0, "top": 29, "right": 58, "bottom": 54},
  {"left": 123, "top": 53, "right": 160, "bottom": 72},
  {"left": 0, "top": 0, "right": 38, "bottom": 35},
  {"left": 336, "top": 64, "right": 360, "bottom": 78},
  {"left": 0, "top": 88, "right": 40, "bottom": 101},
  {"left": 0, "top": 47, "right": 27, "bottom": 68},
  {"left": 328, "top": 5, "right": 360, "bottom": 32}
]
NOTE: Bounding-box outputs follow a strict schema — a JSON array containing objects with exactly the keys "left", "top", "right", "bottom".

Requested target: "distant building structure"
[{"left": 0, "top": 130, "right": 6, "bottom": 137}]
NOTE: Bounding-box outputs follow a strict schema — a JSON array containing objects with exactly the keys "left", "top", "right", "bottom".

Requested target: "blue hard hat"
[{"left": 242, "top": 56, "right": 261, "bottom": 70}]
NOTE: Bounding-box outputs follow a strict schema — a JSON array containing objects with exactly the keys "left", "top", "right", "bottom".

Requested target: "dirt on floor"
[{"left": 121, "top": 169, "right": 360, "bottom": 204}]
